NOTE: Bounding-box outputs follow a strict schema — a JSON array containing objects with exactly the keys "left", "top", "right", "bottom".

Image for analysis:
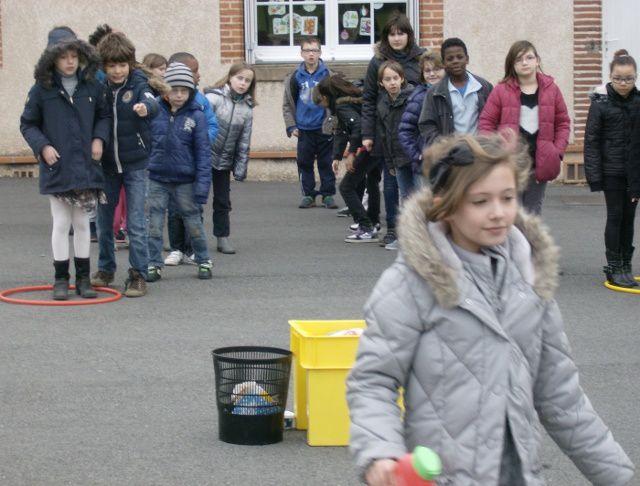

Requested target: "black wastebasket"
[{"left": 212, "top": 346, "right": 292, "bottom": 445}]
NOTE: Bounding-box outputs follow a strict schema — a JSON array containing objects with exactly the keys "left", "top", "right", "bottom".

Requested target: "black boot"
[
  {"left": 53, "top": 260, "right": 70, "bottom": 301},
  {"left": 621, "top": 246, "right": 638, "bottom": 287},
  {"left": 604, "top": 249, "right": 634, "bottom": 288},
  {"left": 74, "top": 257, "right": 97, "bottom": 298}
]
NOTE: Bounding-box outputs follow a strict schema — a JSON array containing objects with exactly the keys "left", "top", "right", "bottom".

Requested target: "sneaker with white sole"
[
  {"left": 147, "top": 266, "right": 162, "bottom": 282},
  {"left": 350, "top": 222, "right": 380, "bottom": 235},
  {"left": 182, "top": 253, "right": 196, "bottom": 265},
  {"left": 345, "top": 227, "right": 379, "bottom": 243},
  {"left": 385, "top": 239, "right": 399, "bottom": 251},
  {"left": 164, "top": 250, "right": 183, "bottom": 266}
]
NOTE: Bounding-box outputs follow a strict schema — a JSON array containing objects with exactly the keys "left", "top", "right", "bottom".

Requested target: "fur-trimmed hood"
[
  {"left": 335, "top": 95, "right": 362, "bottom": 105},
  {"left": 397, "top": 187, "right": 560, "bottom": 307},
  {"left": 34, "top": 38, "right": 100, "bottom": 88}
]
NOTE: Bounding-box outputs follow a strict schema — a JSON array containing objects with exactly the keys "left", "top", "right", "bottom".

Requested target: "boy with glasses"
[{"left": 282, "top": 38, "right": 337, "bottom": 209}]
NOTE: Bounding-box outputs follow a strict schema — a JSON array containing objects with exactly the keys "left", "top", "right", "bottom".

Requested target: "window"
[{"left": 246, "top": 0, "right": 416, "bottom": 63}]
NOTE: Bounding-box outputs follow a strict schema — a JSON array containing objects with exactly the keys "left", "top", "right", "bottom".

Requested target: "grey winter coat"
[
  {"left": 205, "top": 85, "right": 254, "bottom": 181},
  {"left": 347, "top": 188, "right": 635, "bottom": 485}
]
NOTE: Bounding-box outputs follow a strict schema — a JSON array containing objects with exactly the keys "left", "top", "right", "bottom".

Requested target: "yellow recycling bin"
[{"left": 289, "top": 320, "right": 366, "bottom": 446}]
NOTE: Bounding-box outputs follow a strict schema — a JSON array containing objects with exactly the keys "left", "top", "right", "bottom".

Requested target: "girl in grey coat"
[
  {"left": 346, "top": 134, "right": 634, "bottom": 485},
  {"left": 204, "top": 63, "right": 256, "bottom": 254}
]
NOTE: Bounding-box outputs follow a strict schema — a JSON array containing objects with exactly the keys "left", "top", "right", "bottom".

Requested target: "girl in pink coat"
[{"left": 479, "top": 40, "right": 570, "bottom": 215}]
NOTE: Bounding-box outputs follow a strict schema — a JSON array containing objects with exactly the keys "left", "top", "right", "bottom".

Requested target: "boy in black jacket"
[{"left": 91, "top": 32, "right": 158, "bottom": 297}]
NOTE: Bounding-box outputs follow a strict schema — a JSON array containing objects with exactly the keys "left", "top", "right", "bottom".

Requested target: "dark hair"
[
  {"left": 300, "top": 37, "right": 321, "bottom": 49},
  {"left": 378, "top": 60, "right": 407, "bottom": 87},
  {"left": 379, "top": 14, "right": 416, "bottom": 54},
  {"left": 142, "top": 53, "right": 167, "bottom": 69},
  {"left": 503, "top": 40, "right": 541, "bottom": 82},
  {"left": 610, "top": 49, "right": 637, "bottom": 73},
  {"left": 168, "top": 52, "right": 196, "bottom": 64},
  {"left": 210, "top": 62, "right": 259, "bottom": 103},
  {"left": 312, "top": 74, "right": 362, "bottom": 106},
  {"left": 88, "top": 24, "right": 113, "bottom": 47},
  {"left": 441, "top": 37, "right": 468, "bottom": 60},
  {"left": 97, "top": 32, "right": 136, "bottom": 67}
]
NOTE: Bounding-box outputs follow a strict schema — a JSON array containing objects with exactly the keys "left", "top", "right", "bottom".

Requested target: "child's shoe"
[
  {"left": 322, "top": 195, "right": 339, "bottom": 209},
  {"left": 53, "top": 259, "right": 70, "bottom": 300},
  {"left": 182, "top": 253, "right": 197, "bottom": 265},
  {"left": 298, "top": 196, "right": 315, "bottom": 208},
  {"left": 90, "top": 270, "right": 114, "bottom": 287},
  {"left": 164, "top": 250, "right": 183, "bottom": 266},
  {"left": 336, "top": 207, "right": 351, "bottom": 217},
  {"left": 147, "top": 266, "right": 162, "bottom": 282},
  {"left": 74, "top": 257, "right": 97, "bottom": 298},
  {"left": 345, "top": 227, "right": 378, "bottom": 243},
  {"left": 198, "top": 260, "right": 213, "bottom": 280},
  {"left": 379, "top": 230, "right": 396, "bottom": 247},
  {"left": 217, "top": 237, "right": 236, "bottom": 254},
  {"left": 124, "top": 268, "right": 147, "bottom": 297},
  {"left": 385, "top": 239, "right": 399, "bottom": 251}
]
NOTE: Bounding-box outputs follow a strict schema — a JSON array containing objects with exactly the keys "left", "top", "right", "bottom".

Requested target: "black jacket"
[
  {"left": 332, "top": 96, "right": 363, "bottom": 160},
  {"left": 102, "top": 69, "right": 159, "bottom": 175},
  {"left": 20, "top": 38, "right": 111, "bottom": 195},
  {"left": 361, "top": 44, "right": 424, "bottom": 156},
  {"left": 584, "top": 83, "right": 640, "bottom": 193},
  {"left": 418, "top": 73, "right": 493, "bottom": 148},
  {"left": 377, "top": 86, "right": 414, "bottom": 169}
]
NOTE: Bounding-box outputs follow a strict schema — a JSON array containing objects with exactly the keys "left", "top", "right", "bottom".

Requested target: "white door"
[{"left": 602, "top": 0, "right": 640, "bottom": 83}]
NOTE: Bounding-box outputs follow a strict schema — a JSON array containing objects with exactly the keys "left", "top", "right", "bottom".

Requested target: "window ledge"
[{"left": 252, "top": 61, "right": 369, "bottom": 81}]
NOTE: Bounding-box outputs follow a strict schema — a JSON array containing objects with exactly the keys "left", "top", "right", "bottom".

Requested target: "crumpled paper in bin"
[{"left": 231, "top": 381, "right": 280, "bottom": 416}]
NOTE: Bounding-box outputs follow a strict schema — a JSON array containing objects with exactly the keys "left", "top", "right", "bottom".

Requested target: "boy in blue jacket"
[
  {"left": 91, "top": 32, "right": 159, "bottom": 297},
  {"left": 146, "top": 63, "right": 213, "bottom": 281}
]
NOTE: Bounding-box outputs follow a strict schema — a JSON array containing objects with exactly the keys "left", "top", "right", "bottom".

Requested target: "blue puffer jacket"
[
  {"left": 148, "top": 97, "right": 212, "bottom": 204},
  {"left": 20, "top": 37, "right": 111, "bottom": 195},
  {"left": 102, "top": 69, "right": 159, "bottom": 175},
  {"left": 398, "top": 83, "right": 429, "bottom": 173}
]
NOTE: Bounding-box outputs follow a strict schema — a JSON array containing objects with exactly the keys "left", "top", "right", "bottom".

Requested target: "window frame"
[{"left": 245, "top": 0, "right": 419, "bottom": 64}]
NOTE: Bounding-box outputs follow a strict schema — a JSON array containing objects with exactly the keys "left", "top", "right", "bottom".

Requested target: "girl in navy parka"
[{"left": 20, "top": 27, "right": 111, "bottom": 301}]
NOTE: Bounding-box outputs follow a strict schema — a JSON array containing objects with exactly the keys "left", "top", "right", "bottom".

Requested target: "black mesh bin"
[{"left": 212, "top": 346, "right": 292, "bottom": 445}]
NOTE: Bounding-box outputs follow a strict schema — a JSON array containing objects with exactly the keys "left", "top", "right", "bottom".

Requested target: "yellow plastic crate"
[{"left": 289, "top": 320, "right": 366, "bottom": 446}]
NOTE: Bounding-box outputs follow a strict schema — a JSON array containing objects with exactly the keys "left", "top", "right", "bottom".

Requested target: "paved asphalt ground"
[{"left": 0, "top": 178, "right": 638, "bottom": 485}]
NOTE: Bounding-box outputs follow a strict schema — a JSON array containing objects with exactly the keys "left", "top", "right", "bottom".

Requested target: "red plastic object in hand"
[{"left": 395, "top": 446, "right": 441, "bottom": 486}]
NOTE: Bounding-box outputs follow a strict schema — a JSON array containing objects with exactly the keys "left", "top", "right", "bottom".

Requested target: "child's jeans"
[
  {"left": 147, "top": 180, "right": 210, "bottom": 267},
  {"left": 97, "top": 169, "right": 148, "bottom": 277}
]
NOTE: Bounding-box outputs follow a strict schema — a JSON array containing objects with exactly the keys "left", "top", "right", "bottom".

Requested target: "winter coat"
[
  {"left": 148, "top": 97, "right": 212, "bottom": 204},
  {"left": 398, "top": 83, "right": 430, "bottom": 172},
  {"left": 377, "top": 86, "right": 414, "bottom": 169},
  {"left": 204, "top": 84, "right": 254, "bottom": 181},
  {"left": 282, "top": 61, "right": 332, "bottom": 134},
  {"left": 331, "top": 96, "right": 363, "bottom": 160},
  {"left": 362, "top": 43, "right": 424, "bottom": 157},
  {"left": 418, "top": 73, "right": 493, "bottom": 148},
  {"left": 20, "top": 38, "right": 111, "bottom": 195},
  {"left": 347, "top": 188, "right": 635, "bottom": 485},
  {"left": 584, "top": 83, "right": 640, "bottom": 192},
  {"left": 479, "top": 73, "right": 570, "bottom": 182},
  {"left": 195, "top": 90, "right": 219, "bottom": 143},
  {"left": 102, "top": 69, "right": 159, "bottom": 175}
]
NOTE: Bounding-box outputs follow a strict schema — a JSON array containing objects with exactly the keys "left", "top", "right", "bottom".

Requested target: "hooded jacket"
[
  {"left": 347, "top": 187, "right": 635, "bottom": 485},
  {"left": 204, "top": 84, "right": 254, "bottom": 180},
  {"left": 102, "top": 69, "right": 159, "bottom": 175},
  {"left": 148, "top": 96, "right": 212, "bottom": 204},
  {"left": 282, "top": 61, "right": 331, "bottom": 134},
  {"left": 361, "top": 43, "right": 424, "bottom": 156},
  {"left": 479, "top": 73, "right": 570, "bottom": 182},
  {"left": 331, "top": 95, "right": 363, "bottom": 160},
  {"left": 584, "top": 83, "right": 640, "bottom": 192},
  {"left": 20, "top": 37, "right": 111, "bottom": 195},
  {"left": 418, "top": 73, "right": 493, "bottom": 148},
  {"left": 377, "top": 85, "right": 414, "bottom": 169}
]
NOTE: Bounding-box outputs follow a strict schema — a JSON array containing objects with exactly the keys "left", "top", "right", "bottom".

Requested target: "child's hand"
[
  {"left": 132, "top": 103, "right": 148, "bottom": 118},
  {"left": 41, "top": 145, "right": 60, "bottom": 166},
  {"left": 365, "top": 459, "right": 398, "bottom": 486},
  {"left": 362, "top": 139, "right": 374, "bottom": 152},
  {"left": 91, "top": 138, "right": 103, "bottom": 161},
  {"left": 345, "top": 153, "right": 356, "bottom": 173},
  {"left": 332, "top": 160, "right": 340, "bottom": 175}
]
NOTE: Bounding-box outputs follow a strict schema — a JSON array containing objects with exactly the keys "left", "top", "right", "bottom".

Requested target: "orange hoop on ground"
[
  {"left": 0, "top": 285, "right": 123, "bottom": 306},
  {"left": 604, "top": 276, "right": 640, "bottom": 294}
]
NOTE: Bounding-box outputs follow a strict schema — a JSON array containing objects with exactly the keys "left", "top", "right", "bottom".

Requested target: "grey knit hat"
[
  {"left": 164, "top": 62, "right": 195, "bottom": 90},
  {"left": 47, "top": 27, "right": 77, "bottom": 49}
]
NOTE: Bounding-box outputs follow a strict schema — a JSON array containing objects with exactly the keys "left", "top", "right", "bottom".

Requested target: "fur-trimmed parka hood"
[
  {"left": 336, "top": 95, "right": 362, "bottom": 106},
  {"left": 34, "top": 38, "right": 100, "bottom": 88},
  {"left": 397, "top": 187, "right": 560, "bottom": 307}
]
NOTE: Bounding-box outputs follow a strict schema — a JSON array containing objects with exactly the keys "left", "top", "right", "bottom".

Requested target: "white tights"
[{"left": 49, "top": 196, "right": 91, "bottom": 260}]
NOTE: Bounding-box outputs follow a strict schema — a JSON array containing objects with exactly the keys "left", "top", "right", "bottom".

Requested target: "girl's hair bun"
[{"left": 614, "top": 49, "right": 630, "bottom": 58}]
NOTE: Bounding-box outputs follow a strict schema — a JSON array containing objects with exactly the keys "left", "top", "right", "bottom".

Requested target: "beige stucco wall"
[
  {"left": 443, "top": 0, "right": 575, "bottom": 141},
  {"left": 0, "top": 0, "right": 224, "bottom": 155}
]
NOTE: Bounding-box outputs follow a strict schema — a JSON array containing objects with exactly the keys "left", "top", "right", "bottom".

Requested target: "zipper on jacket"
[
  {"left": 136, "top": 132, "right": 146, "bottom": 150},
  {"left": 112, "top": 85, "right": 124, "bottom": 174},
  {"left": 218, "top": 101, "right": 236, "bottom": 161}
]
